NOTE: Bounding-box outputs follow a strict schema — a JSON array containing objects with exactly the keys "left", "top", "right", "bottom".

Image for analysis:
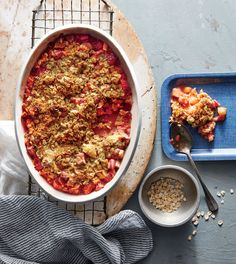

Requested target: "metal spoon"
[{"left": 170, "top": 122, "right": 218, "bottom": 212}]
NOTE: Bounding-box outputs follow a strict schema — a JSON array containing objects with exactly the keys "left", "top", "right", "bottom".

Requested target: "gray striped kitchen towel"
[{"left": 0, "top": 195, "right": 153, "bottom": 264}]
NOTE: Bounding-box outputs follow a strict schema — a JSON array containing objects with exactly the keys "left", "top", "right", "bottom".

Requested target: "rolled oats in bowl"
[
  {"left": 147, "top": 177, "right": 186, "bottom": 213},
  {"left": 138, "top": 165, "right": 200, "bottom": 227}
]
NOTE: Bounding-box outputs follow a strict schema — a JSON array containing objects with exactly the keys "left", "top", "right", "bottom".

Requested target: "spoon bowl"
[{"left": 170, "top": 122, "right": 193, "bottom": 153}]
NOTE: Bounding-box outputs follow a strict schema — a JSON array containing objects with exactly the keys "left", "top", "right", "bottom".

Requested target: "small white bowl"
[
  {"left": 15, "top": 24, "right": 141, "bottom": 203},
  {"left": 138, "top": 165, "right": 200, "bottom": 227}
]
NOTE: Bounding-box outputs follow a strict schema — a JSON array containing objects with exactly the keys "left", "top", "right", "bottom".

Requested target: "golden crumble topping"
[{"left": 22, "top": 34, "right": 132, "bottom": 194}]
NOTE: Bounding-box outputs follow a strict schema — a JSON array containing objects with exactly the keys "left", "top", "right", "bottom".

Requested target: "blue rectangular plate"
[{"left": 161, "top": 72, "right": 236, "bottom": 161}]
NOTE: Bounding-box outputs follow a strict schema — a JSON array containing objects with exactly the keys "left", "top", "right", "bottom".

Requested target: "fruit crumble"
[
  {"left": 170, "top": 86, "right": 226, "bottom": 141},
  {"left": 21, "top": 34, "right": 132, "bottom": 195}
]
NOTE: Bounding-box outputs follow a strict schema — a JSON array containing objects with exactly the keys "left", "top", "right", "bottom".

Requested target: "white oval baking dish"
[{"left": 15, "top": 24, "right": 141, "bottom": 203}]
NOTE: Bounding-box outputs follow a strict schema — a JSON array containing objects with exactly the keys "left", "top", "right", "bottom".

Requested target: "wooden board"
[{"left": 0, "top": 0, "right": 156, "bottom": 221}]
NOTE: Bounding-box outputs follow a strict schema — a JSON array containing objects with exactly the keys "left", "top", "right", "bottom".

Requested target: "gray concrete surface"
[{"left": 111, "top": 1, "right": 236, "bottom": 263}]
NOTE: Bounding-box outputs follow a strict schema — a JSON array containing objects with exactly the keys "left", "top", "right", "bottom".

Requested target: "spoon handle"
[{"left": 186, "top": 152, "right": 218, "bottom": 212}]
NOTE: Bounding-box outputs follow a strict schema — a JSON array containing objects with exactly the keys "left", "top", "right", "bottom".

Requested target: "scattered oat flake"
[
  {"left": 218, "top": 220, "right": 224, "bottom": 226},
  {"left": 200, "top": 211, "right": 204, "bottom": 217},
  {"left": 211, "top": 214, "right": 216, "bottom": 219},
  {"left": 217, "top": 192, "right": 221, "bottom": 197},
  {"left": 204, "top": 214, "right": 209, "bottom": 221},
  {"left": 196, "top": 212, "right": 201, "bottom": 218},
  {"left": 207, "top": 211, "right": 212, "bottom": 216},
  {"left": 192, "top": 216, "right": 198, "bottom": 222},
  {"left": 220, "top": 190, "right": 225, "bottom": 197},
  {"left": 188, "top": 235, "right": 192, "bottom": 241},
  {"left": 230, "top": 189, "right": 234, "bottom": 194},
  {"left": 192, "top": 230, "right": 197, "bottom": 236},
  {"left": 221, "top": 200, "right": 224, "bottom": 204},
  {"left": 193, "top": 220, "right": 199, "bottom": 226}
]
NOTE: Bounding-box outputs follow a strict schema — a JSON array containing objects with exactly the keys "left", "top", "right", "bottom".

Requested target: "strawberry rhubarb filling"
[{"left": 170, "top": 86, "right": 226, "bottom": 142}]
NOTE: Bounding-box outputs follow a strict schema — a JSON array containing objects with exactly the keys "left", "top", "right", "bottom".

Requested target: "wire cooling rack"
[{"left": 29, "top": 0, "right": 114, "bottom": 225}]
